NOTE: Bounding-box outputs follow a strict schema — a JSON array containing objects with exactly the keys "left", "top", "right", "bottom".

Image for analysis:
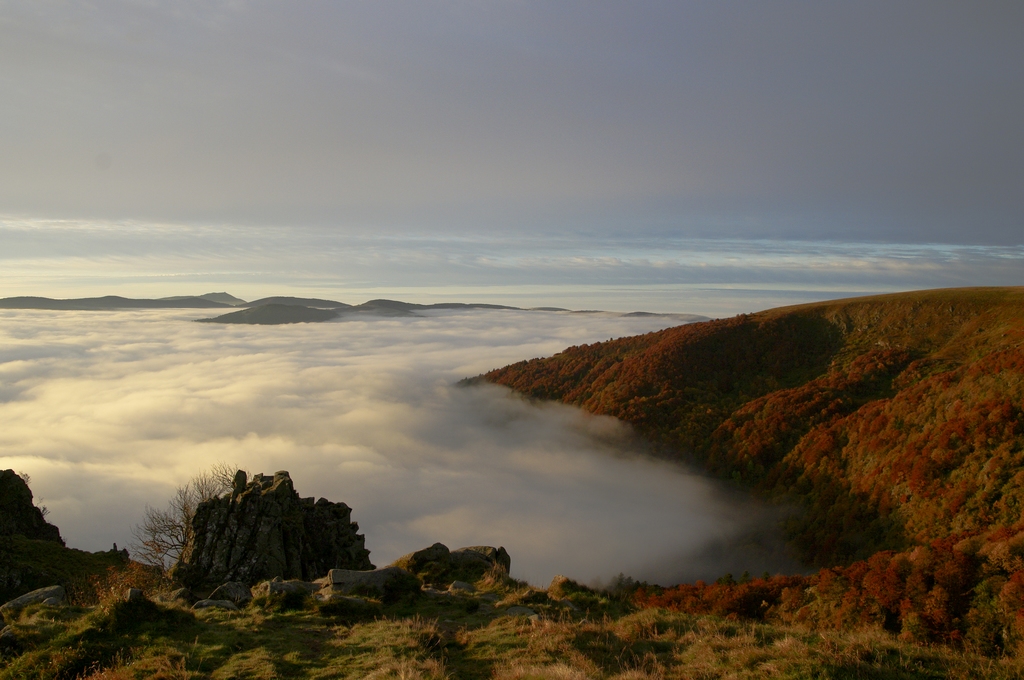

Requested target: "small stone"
[
  {"left": 192, "top": 599, "right": 239, "bottom": 611},
  {"left": 125, "top": 588, "right": 145, "bottom": 602},
  {"left": 420, "top": 586, "right": 450, "bottom": 598},
  {"left": 448, "top": 580, "right": 476, "bottom": 594},
  {"left": 479, "top": 592, "right": 499, "bottom": 602}
]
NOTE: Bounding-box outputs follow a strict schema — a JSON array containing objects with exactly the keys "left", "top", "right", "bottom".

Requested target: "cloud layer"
[{"left": 0, "top": 308, "right": 798, "bottom": 585}]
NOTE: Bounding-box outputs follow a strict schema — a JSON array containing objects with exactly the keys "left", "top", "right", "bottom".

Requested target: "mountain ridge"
[{"left": 482, "top": 287, "right": 1024, "bottom": 567}]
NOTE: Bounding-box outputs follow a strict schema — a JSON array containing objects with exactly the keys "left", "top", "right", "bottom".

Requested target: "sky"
[
  {"left": 1, "top": 1, "right": 1022, "bottom": 312},
  {"left": 0, "top": 308, "right": 801, "bottom": 586}
]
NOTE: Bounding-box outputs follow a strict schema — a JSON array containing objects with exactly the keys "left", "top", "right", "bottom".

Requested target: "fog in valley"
[{"left": 0, "top": 308, "right": 800, "bottom": 586}]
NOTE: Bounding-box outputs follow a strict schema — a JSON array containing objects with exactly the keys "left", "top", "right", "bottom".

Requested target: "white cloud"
[{"left": 0, "top": 307, "right": 796, "bottom": 585}]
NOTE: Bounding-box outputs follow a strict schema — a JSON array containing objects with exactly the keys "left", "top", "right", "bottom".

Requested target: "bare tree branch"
[{"left": 129, "top": 462, "right": 244, "bottom": 570}]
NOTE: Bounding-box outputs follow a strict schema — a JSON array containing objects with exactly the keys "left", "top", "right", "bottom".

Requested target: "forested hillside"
[{"left": 484, "top": 288, "right": 1024, "bottom": 568}]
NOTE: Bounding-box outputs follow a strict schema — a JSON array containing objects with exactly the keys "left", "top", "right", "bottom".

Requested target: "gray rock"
[
  {"left": 395, "top": 543, "right": 450, "bottom": 573},
  {"left": 449, "top": 580, "right": 476, "bottom": 594},
  {"left": 125, "top": 588, "right": 145, "bottom": 603},
  {"left": 389, "top": 543, "right": 512, "bottom": 585},
  {"left": 480, "top": 592, "right": 499, "bottom": 602},
  {"left": 0, "top": 625, "right": 19, "bottom": 652},
  {"left": 324, "top": 566, "right": 419, "bottom": 597},
  {"left": 0, "top": 585, "right": 64, "bottom": 613},
  {"left": 41, "top": 597, "right": 62, "bottom": 606},
  {"left": 209, "top": 581, "right": 253, "bottom": 605},
  {"left": 451, "top": 546, "right": 511, "bottom": 574},
  {"left": 504, "top": 606, "right": 537, "bottom": 617},
  {"left": 253, "top": 579, "right": 317, "bottom": 597},
  {"left": 192, "top": 599, "right": 239, "bottom": 611},
  {"left": 158, "top": 587, "right": 197, "bottom": 605},
  {"left": 171, "top": 470, "right": 372, "bottom": 588}
]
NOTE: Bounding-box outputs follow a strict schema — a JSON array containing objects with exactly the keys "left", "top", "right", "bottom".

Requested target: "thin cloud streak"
[
  {"left": 2, "top": 218, "right": 1021, "bottom": 315},
  {"left": 0, "top": 308, "right": 795, "bottom": 585}
]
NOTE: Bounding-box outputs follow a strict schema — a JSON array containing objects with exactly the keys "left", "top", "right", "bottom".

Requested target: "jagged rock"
[
  {"left": 171, "top": 471, "right": 372, "bottom": 587},
  {"left": 323, "top": 566, "right": 420, "bottom": 600},
  {"left": 0, "top": 471, "right": 63, "bottom": 545},
  {"left": 0, "top": 585, "right": 64, "bottom": 614},
  {"left": 253, "top": 579, "right": 318, "bottom": 597},
  {"left": 209, "top": 582, "right": 253, "bottom": 605},
  {"left": 192, "top": 599, "right": 239, "bottom": 611}
]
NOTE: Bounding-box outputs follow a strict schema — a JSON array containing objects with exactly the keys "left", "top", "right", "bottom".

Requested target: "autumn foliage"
[{"left": 486, "top": 287, "right": 1024, "bottom": 652}]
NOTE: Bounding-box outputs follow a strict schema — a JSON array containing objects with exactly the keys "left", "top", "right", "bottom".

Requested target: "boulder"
[
  {"left": 390, "top": 543, "right": 511, "bottom": 584},
  {"left": 0, "top": 625, "right": 19, "bottom": 654},
  {"left": 0, "top": 585, "right": 64, "bottom": 614},
  {"left": 452, "top": 546, "right": 511, "bottom": 574},
  {"left": 124, "top": 588, "right": 145, "bottom": 603},
  {"left": 171, "top": 471, "right": 372, "bottom": 587},
  {"left": 209, "top": 582, "right": 253, "bottom": 605},
  {"left": 253, "top": 579, "right": 318, "bottom": 597},
  {"left": 323, "top": 566, "right": 421, "bottom": 602},
  {"left": 192, "top": 599, "right": 239, "bottom": 611},
  {"left": 0, "top": 470, "right": 63, "bottom": 545},
  {"left": 158, "top": 588, "right": 197, "bottom": 606}
]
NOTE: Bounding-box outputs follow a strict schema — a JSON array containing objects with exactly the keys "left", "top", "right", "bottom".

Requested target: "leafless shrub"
[{"left": 129, "top": 462, "right": 241, "bottom": 570}]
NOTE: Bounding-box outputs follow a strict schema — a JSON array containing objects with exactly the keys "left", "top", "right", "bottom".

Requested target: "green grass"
[
  {"left": 0, "top": 536, "right": 129, "bottom": 604},
  {"left": 4, "top": 574, "right": 1024, "bottom": 679}
]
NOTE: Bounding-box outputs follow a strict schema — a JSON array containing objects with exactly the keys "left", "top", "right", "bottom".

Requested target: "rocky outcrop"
[
  {"left": 171, "top": 471, "right": 372, "bottom": 587},
  {"left": 0, "top": 471, "right": 62, "bottom": 545}
]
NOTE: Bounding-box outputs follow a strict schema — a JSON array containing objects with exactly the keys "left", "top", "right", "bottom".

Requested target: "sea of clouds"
[{"left": 0, "top": 307, "right": 799, "bottom": 585}]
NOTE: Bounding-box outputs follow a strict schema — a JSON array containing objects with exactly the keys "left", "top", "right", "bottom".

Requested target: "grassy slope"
[
  {"left": 484, "top": 287, "right": 1024, "bottom": 566},
  {"left": 0, "top": 536, "right": 128, "bottom": 603},
  {"left": 3, "top": 574, "right": 1022, "bottom": 679}
]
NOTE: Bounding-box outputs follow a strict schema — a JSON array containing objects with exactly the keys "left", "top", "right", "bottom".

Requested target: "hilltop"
[{"left": 483, "top": 287, "right": 1024, "bottom": 566}]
